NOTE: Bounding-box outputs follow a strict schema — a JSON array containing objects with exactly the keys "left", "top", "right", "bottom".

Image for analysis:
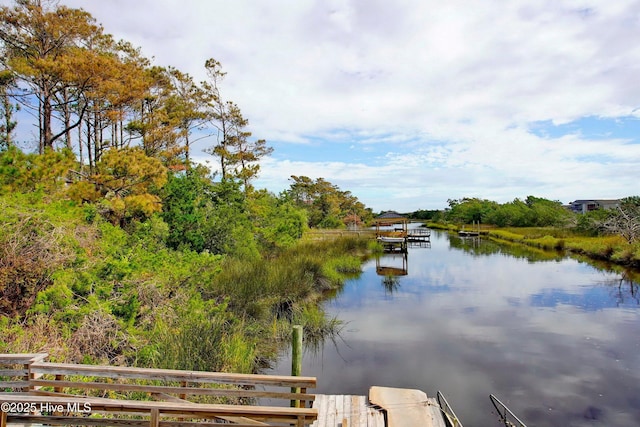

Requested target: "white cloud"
[{"left": 5, "top": 0, "right": 640, "bottom": 210}]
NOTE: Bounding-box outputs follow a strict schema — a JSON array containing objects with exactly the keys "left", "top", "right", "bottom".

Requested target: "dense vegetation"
[
  {"left": 0, "top": 178, "right": 376, "bottom": 371},
  {"left": 419, "top": 196, "right": 574, "bottom": 227},
  {"left": 0, "top": 0, "right": 377, "bottom": 373},
  {"left": 417, "top": 196, "right": 640, "bottom": 267}
]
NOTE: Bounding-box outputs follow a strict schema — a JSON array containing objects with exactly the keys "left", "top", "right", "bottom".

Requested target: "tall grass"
[
  {"left": 485, "top": 227, "right": 639, "bottom": 267},
  {"left": 208, "top": 236, "right": 371, "bottom": 316},
  {"left": 168, "top": 234, "right": 374, "bottom": 372}
]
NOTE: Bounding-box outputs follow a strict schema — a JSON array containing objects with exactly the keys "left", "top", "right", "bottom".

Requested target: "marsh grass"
[
  {"left": 209, "top": 235, "right": 371, "bottom": 312},
  {"left": 292, "top": 303, "right": 343, "bottom": 347},
  {"left": 484, "top": 226, "right": 640, "bottom": 266},
  {"left": 564, "top": 236, "right": 628, "bottom": 260},
  {"left": 178, "top": 234, "right": 373, "bottom": 371}
]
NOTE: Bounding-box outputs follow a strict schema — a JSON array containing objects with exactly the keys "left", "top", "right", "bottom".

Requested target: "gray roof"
[
  {"left": 376, "top": 211, "right": 406, "bottom": 219},
  {"left": 571, "top": 199, "right": 620, "bottom": 204}
]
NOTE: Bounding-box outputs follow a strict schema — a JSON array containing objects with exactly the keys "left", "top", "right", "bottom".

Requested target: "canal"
[{"left": 269, "top": 229, "right": 640, "bottom": 426}]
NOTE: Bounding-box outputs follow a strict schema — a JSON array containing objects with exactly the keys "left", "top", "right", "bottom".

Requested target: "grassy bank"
[{"left": 427, "top": 222, "right": 640, "bottom": 268}]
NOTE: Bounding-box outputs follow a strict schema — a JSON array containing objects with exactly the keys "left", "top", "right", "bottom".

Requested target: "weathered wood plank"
[
  {"left": 366, "top": 403, "right": 386, "bottom": 427},
  {"left": 369, "top": 386, "right": 446, "bottom": 427},
  {"left": 311, "top": 395, "right": 384, "bottom": 427},
  {"left": 0, "top": 393, "right": 317, "bottom": 424},
  {"left": 326, "top": 395, "right": 336, "bottom": 427},
  {"left": 0, "top": 370, "right": 27, "bottom": 377},
  {"left": 0, "top": 354, "right": 48, "bottom": 364},
  {"left": 312, "top": 394, "right": 327, "bottom": 426},
  {"left": 336, "top": 395, "right": 345, "bottom": 425},
  {"left": 30, "top": 363, "right": 316, "bottom": 388},
  {"left": 0, "top": 382, "right": 27, "bottom": 388},
  {"left": 150, "top": 408, "right": 160, "bottom": 427},
  {"left": 216, "top": 415, "right": 269, "bottom": 425},
  {"left": 350, "top": 396, "right": 363, "bottom": 427},
  {"left": 340, "top": 395, "right": 350, "bottom": 427},
  {"left": 30, "top": 379, "right": 315, "bottom": 402},
  {"left": 7, "top": 415, "right": 271, "bottom": 427}
]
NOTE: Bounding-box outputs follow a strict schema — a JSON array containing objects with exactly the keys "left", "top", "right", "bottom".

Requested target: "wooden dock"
[
  {"left": 377, "top": 227, "right": 431, "bottom": 253},
  {"left": 370, "top": 386, "right": 447, "bottom": 427},
  {"left": 311, "top": 394, "right": 385, "bottom": 427},
  {"left": 407, "top": 228, "right": 431, "bottom": 242},
  {"left": 312, "top": 387, "right": 449, "bottom": 427},
  {"left": 2, "top": 353, "right": 458, "bottom": 427}
]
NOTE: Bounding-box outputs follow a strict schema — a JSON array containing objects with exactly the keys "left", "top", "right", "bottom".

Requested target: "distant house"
[{"left": 569, "top": 199, "right": 620, "bottom": 214}]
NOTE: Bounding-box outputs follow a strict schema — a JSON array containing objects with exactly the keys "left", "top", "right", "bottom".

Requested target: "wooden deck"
[
  {"left": 1, "top": 353, "right": 317, "bottom": 427},
  {"left": 312, "top": 387, "right": 450, "bottom": 427},
  {"left": 1, "top": 354, "right": 457, "bottom": 427},
  {"left": 311, "top": 395, "right": 385, "bottom": 427}
]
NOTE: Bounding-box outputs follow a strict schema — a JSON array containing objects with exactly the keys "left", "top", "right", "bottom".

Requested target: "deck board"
[
  {"left": 312, "top": 394, "right": 385, "bottom": 427},
  {"left": 369, "top": 386, "right": 446, "bottom": 427}
]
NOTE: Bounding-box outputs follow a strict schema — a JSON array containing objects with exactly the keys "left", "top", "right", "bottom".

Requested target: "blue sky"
[{"left": 4, "top": 0, "right": 640, "bottom": 212}]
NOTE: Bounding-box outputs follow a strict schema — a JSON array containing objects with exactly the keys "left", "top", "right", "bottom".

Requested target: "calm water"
[{"left": 269, "top": 229, "right": 640, "bottom": 426}]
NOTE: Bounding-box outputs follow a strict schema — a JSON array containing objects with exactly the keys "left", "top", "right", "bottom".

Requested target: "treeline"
[
  {"left": 408, "top": 196, "right": 573, "bottom": 227},
  {"left": 0, "top": 0, "right": 269, "bottom": 187},
  {"left": 408, "top": 196, "right": 640, "bottom": 244},
  {"left": 287, "top": 175, "right": 373, "bottom": 228},
  {"left": 442, "top": 196, "right": 573, "bottom": 227}
]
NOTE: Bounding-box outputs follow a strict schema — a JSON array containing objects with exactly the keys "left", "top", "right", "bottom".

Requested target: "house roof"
[
  {"left": 571, "top": 199, "right": 620, "bottom": 204},
  {"left": 376, "top": 211, "right": 406, "bottom": 219},
  {"left": 374, "top": 211, "right": 407, "bottom": 223}
]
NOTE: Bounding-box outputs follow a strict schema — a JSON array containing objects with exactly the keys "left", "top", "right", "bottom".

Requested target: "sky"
[{"left": 5, "top": 0, "right": 640, "bottom": 212}]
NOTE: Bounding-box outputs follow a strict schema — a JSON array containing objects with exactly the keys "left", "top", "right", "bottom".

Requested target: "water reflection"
[
  {"left": 380, "top": 275, "right": 401, "bottom": 295},
  {"left": 375, "top": 252, "right": 409, "bottom": 277},
  {"left": 269, "top": 230, "right": 640, "bottom": 427},
  {"left": 450, "top": 234, "right": 566, "bottom": 262}
]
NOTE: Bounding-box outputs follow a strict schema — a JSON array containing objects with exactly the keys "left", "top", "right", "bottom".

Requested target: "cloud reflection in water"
[{"left": 270, "top": 231, "right": 640, "bottom": 426}]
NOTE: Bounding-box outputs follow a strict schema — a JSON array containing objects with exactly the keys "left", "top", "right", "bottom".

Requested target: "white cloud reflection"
[{"left": 270, "top": 232, "right": 639, "bottom": 426}]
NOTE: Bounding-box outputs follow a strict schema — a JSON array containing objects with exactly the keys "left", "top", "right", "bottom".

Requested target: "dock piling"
[{"left": 291, "top": 325, "right": 303, "bottom": 408}]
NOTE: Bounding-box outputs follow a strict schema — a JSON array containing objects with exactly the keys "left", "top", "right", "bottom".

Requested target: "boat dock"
[
  {"left": 312, "top": 386, "right": 453, "bottom": 427},
  {"left": 377, "top": 229, "right": 431, "bottom": 253},
  {"left": 374, "top": 212, "right": 432, "bottom": 253},
  {"left": 407, "top": 228, "right": 432, "bottom": 241}
]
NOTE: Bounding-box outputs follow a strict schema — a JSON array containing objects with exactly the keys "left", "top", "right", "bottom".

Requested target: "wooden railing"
[
  {"left": 1, "top": 353, "right": 317, "bottom": 427},
  {"left": 0, "top": 354, "right": 48, "bottom": 391}
]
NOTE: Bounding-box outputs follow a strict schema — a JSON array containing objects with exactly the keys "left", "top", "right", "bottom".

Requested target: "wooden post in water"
[{"left": 291, "top": 325, "right": 303, "bottom": 408}]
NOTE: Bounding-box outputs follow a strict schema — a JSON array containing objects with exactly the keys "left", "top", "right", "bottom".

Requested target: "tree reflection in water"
[
  {"left": 611, "top": 271, "right": 639, "bottom": 306},
  {"left": 382, "top": 274, "right": 401, "bottom": 294},
  {"left": 375, "top": 253, "right": 408, "bottom": 294}
]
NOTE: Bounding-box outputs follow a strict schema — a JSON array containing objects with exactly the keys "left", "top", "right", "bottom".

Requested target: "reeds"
[{"left": 487, "top": 228, "right": 639, "bottom": 266}]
